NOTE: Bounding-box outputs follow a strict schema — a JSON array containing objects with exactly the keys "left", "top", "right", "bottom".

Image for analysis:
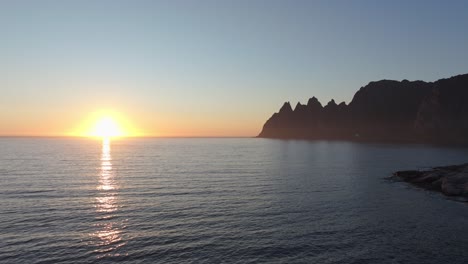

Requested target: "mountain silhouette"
[{"left": 258, "top": 73, "right": 468, "bottom": 145}]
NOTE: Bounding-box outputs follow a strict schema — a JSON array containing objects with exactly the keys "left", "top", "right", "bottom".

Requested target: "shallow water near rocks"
[{"left": 1, "top": 138, "right": 468, "bottom": 263}]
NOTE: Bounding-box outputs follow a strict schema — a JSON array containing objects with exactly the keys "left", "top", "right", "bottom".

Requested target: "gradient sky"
[{"left": 1, "top": 0, "right": 468, "bottom": 136}]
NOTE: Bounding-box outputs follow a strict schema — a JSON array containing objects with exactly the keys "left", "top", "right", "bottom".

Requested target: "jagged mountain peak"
[
  {"left": 258, "top": 73, "right": 468, "bottom": 145},
  {"left": 279, "top": 102, "right": 293, "bottom": 113}
]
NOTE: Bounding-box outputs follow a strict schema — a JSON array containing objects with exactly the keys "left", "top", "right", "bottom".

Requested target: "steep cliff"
[
  {"left": 258, "top": 73, "right": 468, "bottom": 144},
  {"left": 414, "top": 74, "right": 468, "bottom": 144}
]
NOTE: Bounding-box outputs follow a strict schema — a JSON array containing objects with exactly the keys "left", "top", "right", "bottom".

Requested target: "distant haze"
[{"left": 1, "top": 0, "right": 468, "bottom": 136}]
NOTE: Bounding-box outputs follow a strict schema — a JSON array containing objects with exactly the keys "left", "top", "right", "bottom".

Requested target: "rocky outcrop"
[
  {"left": 258, "top": 73, "right": 468, "bottom": 145},
  {"left": 394, "top": 164, "right": 468, "bottom": 198}
]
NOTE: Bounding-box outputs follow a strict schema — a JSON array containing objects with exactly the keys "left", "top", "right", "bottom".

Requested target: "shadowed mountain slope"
[{"left": 258, "top": 73, "right": 468, "bottom": 144}]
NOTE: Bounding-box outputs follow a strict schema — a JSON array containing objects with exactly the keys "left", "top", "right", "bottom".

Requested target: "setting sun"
[
  {"left": 69, "top": 110, "right": 142, "bottom": 138},
  {"left": 90, "top": 117, "right": 123, "bottom": 137}
]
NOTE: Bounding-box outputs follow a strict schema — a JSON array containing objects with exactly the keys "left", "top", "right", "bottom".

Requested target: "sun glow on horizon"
[
  {"left": 71, "top": 110, "right": 143, "bottom": 138},
  {"left": 90, "top": 117, "right": 123, "bottom": 138}
]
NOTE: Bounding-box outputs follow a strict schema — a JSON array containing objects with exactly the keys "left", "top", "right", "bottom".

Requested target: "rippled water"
[{"left": 1, "top": 138, "right": 468, "bottom": 263}]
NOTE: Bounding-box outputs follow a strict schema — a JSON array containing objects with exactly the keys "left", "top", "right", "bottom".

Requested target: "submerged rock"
[{"left": 394, "top": 163, "right": 468, "bottom": 198}]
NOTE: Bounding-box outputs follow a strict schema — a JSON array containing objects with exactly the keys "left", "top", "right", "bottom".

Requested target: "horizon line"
[{"left": 0, "top": 135, "right": 255, "bottom": 139}]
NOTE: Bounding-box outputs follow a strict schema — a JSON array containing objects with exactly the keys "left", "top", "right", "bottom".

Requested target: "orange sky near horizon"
[{"left": 0, "top": 107, "right": 264, "bottom": 137}]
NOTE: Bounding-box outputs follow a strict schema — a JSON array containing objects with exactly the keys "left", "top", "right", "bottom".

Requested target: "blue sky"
[{"left": 1, "top": 0, "right": 468, "bottom": 136}]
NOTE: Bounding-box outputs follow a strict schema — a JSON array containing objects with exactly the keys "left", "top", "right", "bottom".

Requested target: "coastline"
[{"left": 394, "top": 163, "right": 468, "bottom": 200}]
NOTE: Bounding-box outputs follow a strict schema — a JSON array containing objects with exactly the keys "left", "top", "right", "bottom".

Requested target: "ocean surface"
[{"left": 1, "top": 138, "right": 468, "bottom": 264}]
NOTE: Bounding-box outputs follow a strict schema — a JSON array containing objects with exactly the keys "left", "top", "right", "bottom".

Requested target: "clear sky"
[{"left": 1, "top": 0, "right": 468, "bottom": 137}]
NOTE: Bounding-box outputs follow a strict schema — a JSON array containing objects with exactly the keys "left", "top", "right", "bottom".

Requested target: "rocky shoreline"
[{"left": 394, "top": 163, "right": 468, "bottom": 199}]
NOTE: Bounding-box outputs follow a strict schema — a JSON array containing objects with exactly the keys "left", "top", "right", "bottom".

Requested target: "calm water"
[{"left": 1, "top": 138, "right": 468, "bottom": 264}]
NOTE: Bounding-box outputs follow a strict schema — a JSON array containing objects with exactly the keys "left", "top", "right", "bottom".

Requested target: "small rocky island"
[{"left": 394, "top": 164, "right": 468, "bottom": 198}]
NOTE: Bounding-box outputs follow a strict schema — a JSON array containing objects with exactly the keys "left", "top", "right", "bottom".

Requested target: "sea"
[{"left": 1, "top": 137, "right": 468, "bottom": 264}]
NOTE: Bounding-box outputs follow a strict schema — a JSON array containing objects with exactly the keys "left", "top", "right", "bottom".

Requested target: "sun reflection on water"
[
  {"left": 99, "top": 138, "right": 114, "bottom": 192},
  {"left": 92, "top": 137, "right": 127, "bottom": 258}
]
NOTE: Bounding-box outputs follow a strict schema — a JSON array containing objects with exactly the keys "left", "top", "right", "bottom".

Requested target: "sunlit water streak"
[
  {"left": 1, "top": 138, "right": 468, "bottom": 263},
  {"left": 92, "top": 137, "right": 127, "bottom": 258}
]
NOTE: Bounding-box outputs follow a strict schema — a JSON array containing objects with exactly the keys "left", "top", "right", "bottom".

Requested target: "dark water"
[{"left": 1, "top": 138, "right": 468, "bottom": 264}]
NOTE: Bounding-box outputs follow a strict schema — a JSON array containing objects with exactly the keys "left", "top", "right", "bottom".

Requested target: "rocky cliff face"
[
  {"left": 258, "top": 73, "right": 468, "bottom": 144},
  {"left": 414, "top": 74, "right": 468, "bottom": 144}
]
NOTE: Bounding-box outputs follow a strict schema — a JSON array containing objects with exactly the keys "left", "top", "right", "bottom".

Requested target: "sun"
[
  {"left": 70, "top": 110, "right": 143, "bottom": 138},
  {"left": 90, "top": 117, "right": 124, "bottom": 138}
]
